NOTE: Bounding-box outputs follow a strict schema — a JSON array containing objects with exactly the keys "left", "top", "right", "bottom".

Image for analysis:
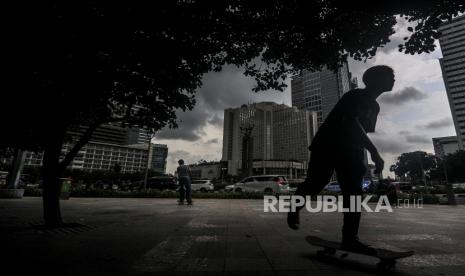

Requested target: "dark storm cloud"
[
  {"left": 206, "top": 138, "right": 219, "bottom": 144},
  {"left": 155, "top": 105, "right": 210, "bottom": 141},
  {"left": 199, "top": 65, "right": 290, "bottom": 111},
  {"left": 420, "top": 117, "right": 453, "bottom": 129},
  {"left": 168, "top": 150, "right": 204, "bottom": 165},
  {"left": 156, "top": 65, "right": 290, "bottom": 141},
  {"left": 169, "top": 150, "right": 190, "bottom": 161},
  {"left": 371, "top": 136, "right": 410, "bottom": 154},
  {"left": 398, "top": 130, "right": 411, "bottom": 135},
  {"left": 405, "top": 135, "right": 431, "bottom": 144},
  {"left": 208, "top": 114, "right": 223, "bottom": 127},
  {"left": 378, "top": 87, "right": 428, "bottom": 105},
  {"left": 199, "top": 66, "right": 255, "bottom": 110}
]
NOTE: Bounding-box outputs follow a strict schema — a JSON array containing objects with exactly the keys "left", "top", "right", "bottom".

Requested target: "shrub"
[
  {"left": 24, "top": 187, "right": 270, "bottom": 199},
  {"left": 24, "top": 187, "right": 43, "bottom": 197}
]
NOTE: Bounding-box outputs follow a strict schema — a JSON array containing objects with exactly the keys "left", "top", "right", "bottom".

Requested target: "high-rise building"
[
  {"left": 126, "top": 127, "right": 151, "bottom": 144},
  {"left": 67, "top": 124, "right": 129, "bottom": 145},
  {"left": 432, "top": 136, "right": 460, "bottom": 158},
  {"left": 24, "top": 141, "right": 168, "bottom": 173},
  {"left": 151, "top": 144, "right": 168, "bottom": 174},
  {"left": 67, "top": 124, "right": 151, "bottom": 145},
  {"left": 24, "top": 123, "right": 166, "bottom": 173},
  {"left": 25, "top": 142, "right": 146, "bottom": 173},
  {"left": 438, "top": 15, "right": 465, "bottom": 150},
  {"left": 221, "top": 102, "right": 318, "bottom": 176},
  {"left": 291, "top": 63, "right": 351, "bottom": 125}
]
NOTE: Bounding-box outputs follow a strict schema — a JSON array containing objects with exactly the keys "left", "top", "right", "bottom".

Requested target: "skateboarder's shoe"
[
  {"left": 342, "top": 238, "right": 377, "bottom": 255},
  {"left": 187, "top": 201, "right": 193, "bottom": 205},
  {"left": 287, "top": 211, "right": 300, "bottom": 230},
  {"left": 177, "top": 201, "right": 184, "bottom": 205}
]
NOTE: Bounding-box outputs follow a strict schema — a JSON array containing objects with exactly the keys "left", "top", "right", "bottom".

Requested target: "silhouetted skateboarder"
[
  {"left": 287, "top": 65, "right": 395, "bottom": 255},
  {"left": 176, "top": 159, "right": 193, "bottom": 205}
]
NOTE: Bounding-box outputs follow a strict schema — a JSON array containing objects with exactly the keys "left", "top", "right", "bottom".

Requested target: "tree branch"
[{"left": 58, "top": 122, "right": 101, "bottom": 172}]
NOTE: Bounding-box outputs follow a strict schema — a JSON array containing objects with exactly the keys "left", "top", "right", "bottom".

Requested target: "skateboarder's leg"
[
  {"left": 178, "top": 177, "right": 186, "bottom": 204},
  {"left": 295, "top": 150, "right": 334, "bottom": 199},
  {"left": 185, "top": 178, "right": 192, "bottom": 204},
  {"left": 335, "top": 153, "right": 376, "bottom": 254},
  {"left": 288, "top": 150, "right": 334, "bottom": 230},
  {"left": 335, "top": 157, "right": 365, "bottom": 241}
]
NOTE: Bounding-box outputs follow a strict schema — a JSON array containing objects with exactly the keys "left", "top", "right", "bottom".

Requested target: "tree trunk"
[
  {"left": 42, "top": 129, "right": 66, "bottom": 228},
  {"left": 6, "top": 148, "right": 26, "bottom": 189},
  {"left": 59, "top": 122, "right": 100, "bottom": 171}
]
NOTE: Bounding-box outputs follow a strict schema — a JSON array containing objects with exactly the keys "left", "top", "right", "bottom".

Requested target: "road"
[{"left": 1, "top": 197, "right": 465, "bottom": 275}]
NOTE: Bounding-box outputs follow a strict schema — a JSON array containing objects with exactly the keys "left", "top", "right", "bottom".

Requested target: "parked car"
[
  {"left": 324, "top": 182, "right": 341, "bottom": 193},
  {"left": 391, "top": 182, "right": 412, "bottom": 192},
  {"left": 191, "top": 179, "right": 214, "bottom": 192},
  {"left": 145, "top": 176, "right": 177, "bottom": 190},
  {"left": 452, "top": 183, "right": 465, "bottom": 189},
  {"left": 224, "top": 184, "right": 235, "bottom": 192},
  {"left": 412, "top": 185, "right": 435, "bottom": 191},
  {"left": 438, "top": 194, "right": 465, "bottom": 204},
  {"left": 232, "top": 175, "right": 290, "bottom": 194}
]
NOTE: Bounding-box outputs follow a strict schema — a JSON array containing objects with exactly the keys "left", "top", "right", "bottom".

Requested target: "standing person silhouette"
[
  {"left": 176, "top": 159, "right": 193, "bottom": 205},
  {"left": 287, "top": 65, "right": 395, "bottom": 254}
]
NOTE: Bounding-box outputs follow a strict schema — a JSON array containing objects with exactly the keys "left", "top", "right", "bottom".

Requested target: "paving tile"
[{"left": 1, "top": 197, "right": 465, "bottom": 275}]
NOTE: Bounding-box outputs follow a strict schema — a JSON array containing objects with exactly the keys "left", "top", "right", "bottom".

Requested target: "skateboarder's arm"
[
  {"left": 354, "top": 117, "right": 377, "bottom": 154},
  {"left": 343, "top": 114, "right": 383, "bottom": 172},
  {"left": 353, "top": 117, "right": 384, "bottom": 173}
]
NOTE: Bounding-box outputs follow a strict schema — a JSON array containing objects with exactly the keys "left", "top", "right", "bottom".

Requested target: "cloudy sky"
[{"left": 154, "top": 18, "right": 456, "bottom": 176}]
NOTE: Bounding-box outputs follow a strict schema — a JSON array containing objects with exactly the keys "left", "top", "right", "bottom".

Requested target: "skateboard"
[{"left": 306, "top": 235, "right": 414, "bottom": 270}]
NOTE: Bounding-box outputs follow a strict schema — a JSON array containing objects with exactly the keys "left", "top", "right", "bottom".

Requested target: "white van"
[
  {"left": 191, "top": 179, "right": 214, "bottom": 192},
  {"left": 233, "top": 175, "right": 290, "bottom": 194}
]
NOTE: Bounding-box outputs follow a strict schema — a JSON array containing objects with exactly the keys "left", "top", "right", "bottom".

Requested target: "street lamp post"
[
  {"left": 221, "top": 167, "right": 227, "bottom": 185},
  {"left": 240, "top": 123, "right": 254, "bottom": 178}
]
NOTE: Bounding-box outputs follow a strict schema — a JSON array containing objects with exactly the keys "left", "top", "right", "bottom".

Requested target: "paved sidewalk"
[{"left": 1, "top": 197, "right": 465, "bottom": 275}]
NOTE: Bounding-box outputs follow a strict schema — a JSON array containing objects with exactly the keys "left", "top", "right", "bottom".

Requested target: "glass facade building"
[
  {"left": 438, "top": 15, "right": 465, "bottom": 149},
  {"left": 221, "top": 102, "right": 318, "bottom": 176},
  {"left": 291, "top": 63, "right": 351, "bottom": 126}
]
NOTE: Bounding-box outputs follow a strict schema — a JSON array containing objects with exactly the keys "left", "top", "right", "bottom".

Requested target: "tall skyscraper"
[
  {"left": 291, "top": 63, "right": 351, "bottom": 125},
  {"left": 221, "top": 102, "right": 318, "bottom": 176},
  {"left": 438, "top": 15, "right": 465, "bottom": 150}
]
